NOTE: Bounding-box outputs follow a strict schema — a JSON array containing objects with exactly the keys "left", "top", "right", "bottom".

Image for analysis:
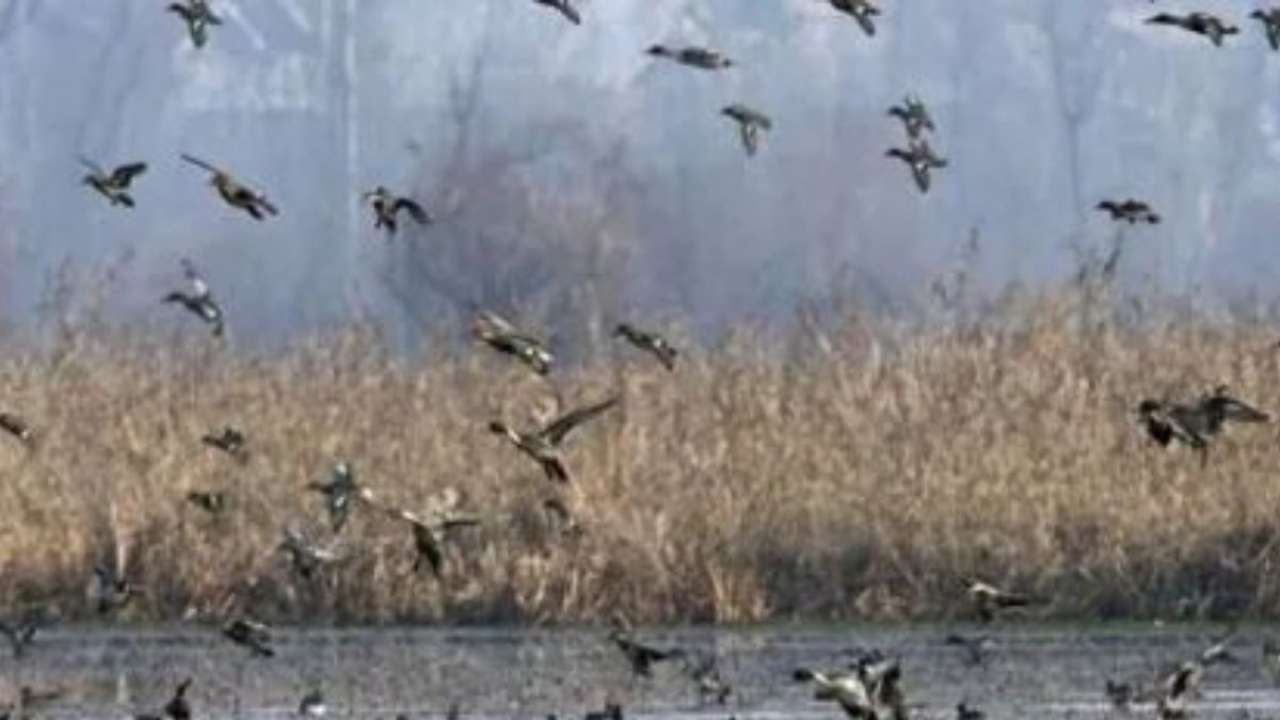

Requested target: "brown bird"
[
  {"left": 201, "top": 425, "right": 248, "bottom": 463},
  {"left": 886, "top": 138, "right": 948, "bottom": 194},
  {"left": 646, "top": 44, "right": 734, "bottom": 70},
  {"left": 828, "top": 0, "right": 881, "bottom": 37},
  {"left": 181, "top": 154, "right": 279, "bottom": 220},
  {"left": 362, "top": 186, "right": 432, "bottom": 235},
  {"left": 167, "top": 0, "right": 222, "bottom": 48},
  {"left": 1097, "top": 199, "right": 1160, "bottom": 224},
  {"left": 92, "top": 563, "right": 137, "bottom": 616},
  {"left": 721, "top": 104, "right": 773, "bottom": 157},
  {"left": 1146, "top": 12, "right": 1239, "bottom": 46},
  {"left": 963, "top": 577, "right": 1033, "bottom": 622},
  {"left": 608, "top": 619, "right": 684, "bottom": 677},
  {"left": 489, "top": 396, "right": 619, "bottom": 483},
  {"left": 1252, "top": 9, "right": 1280, "bottom": 50},
  {"left": 533, "top": 0, "right": 580, "bottom": 25},
  {"left": 79, "top": 158, "right": 147, "bottom": 208},
  {"left": 887, "top": 95, "right": 935, "bottom": 140},
  {"left": 473, "top": 310, "right": 554, "bottom": 375},
  {"left": 307, "top": 461, "right": 377, "bottom": 533},
  {"left": 278, "top": 527, "right": 343, "bottom": 580},
  {"left": 163, "top": 258, "right": 225, "bottom": 338},
  {"left": 615, "top": 323, "right": 678, "bottom": 370},
  {"left": 0, "top": 412, "right": 34, "bottom": 447},
  {"left": 1137, "top": 386, "right": 1269, "bottom": 466},
  {"left": 391, "top": 508, "right": 482, "bottom": 578}
]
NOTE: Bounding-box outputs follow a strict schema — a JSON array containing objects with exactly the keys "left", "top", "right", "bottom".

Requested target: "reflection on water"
[{"left": 3, "top": 624, "right": 1277, "bottom": 719}]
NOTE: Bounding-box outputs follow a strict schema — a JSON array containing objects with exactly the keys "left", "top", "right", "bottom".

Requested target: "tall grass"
[{"left": 2, "top": 292, "right": 1279, "bottom": 625}]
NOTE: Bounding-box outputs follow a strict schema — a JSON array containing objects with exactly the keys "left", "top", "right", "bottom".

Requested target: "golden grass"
[{"left": 3, "top": 295, "right": 1280, "bottom": 625}]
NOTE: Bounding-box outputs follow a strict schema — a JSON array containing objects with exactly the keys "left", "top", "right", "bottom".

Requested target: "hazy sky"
[{"left": 2, "top": 0, "right": 1279, "bottom": 345}]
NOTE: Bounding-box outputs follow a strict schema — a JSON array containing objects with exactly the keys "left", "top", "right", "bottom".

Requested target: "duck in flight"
[
  {"left": 1097, "top": 199, "right": 1160, "bottom": 224},
  {"left": 473, "top": 310, "right": 554, "bottom": 376},
  {"left": 614, "top": 323, "right": 677, "bottom": 370},
  {"left": 164, "top": 259, "right": 225, "bottom": 338},
  {"left": 489, "top": 396, "right": 618, "bottom": 484},
  {"left": 1252, "top": 9, "right": 1280, "bottom": 50},
  {"left": 79, "top": 158, "right": 147, "bottom": 208},
  {"left": 181, "top": 154, "right": 279, "bottom": 220},
  {"left": 1146, "top": 12, "right": 1239, "bottom": 47},
  {"left": 646, "top": 45, "right": 734, "bottom": 70},
  {"left": 886, "top": 138, "right": 948, "bottom": 194},
  {"left": 828, "top": 0, "right": 881, "bottom": 37},
  {"left": 887, "top": 95, "right": 935, "bottom": 140},
  {"left": 167, "top": 0, "right": 222, "bottom": 49},
  {"left": 533, "top": 0, "right": 580, "bottom": 25},
  {"left": 362, "top": 186, "right": 432, "bottom": 236},
  {"left": 721, "top": 104, "right": 773, "bottom": 157},
  {"left": 1136, "top": 386, "right": 1269, "bottom": 466}
]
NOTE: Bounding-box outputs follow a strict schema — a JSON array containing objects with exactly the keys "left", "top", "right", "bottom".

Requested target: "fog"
[{"left": 1, "top": 0, "right": 1279, "bottom": 348}]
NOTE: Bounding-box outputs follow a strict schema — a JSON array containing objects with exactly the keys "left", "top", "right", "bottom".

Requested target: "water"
[{"left": 3, "top": 624, "right": 1276, "bottom": 719}]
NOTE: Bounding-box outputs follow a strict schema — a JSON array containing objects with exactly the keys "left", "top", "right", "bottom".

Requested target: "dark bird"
[
  {"left": 362, "top": 186, "right": 432, "bottom": 235},
  {"left": 307, "top": 462, "right": 377, "bottom": 532},
  {"left": 1104, "top": 679, "right": 1140, "bottom": 712},
  {"left": 1137, "top": 386, "right": 1269, "bottom": 465},
  {"left": 963, "top": 577, "right": 1033, "bottom": 623},
  {"left": 615, "top": 323, "right": 678, "bottom": 370},
  {"left": 828, "top": 0, "right": 881, "bottom": 36},
  {"left": 473, "top": 310, "right": 554, "bottom": 375},
  {"left": 886, "top": 138, "right": 948, "bottom": 194},
  {"left": 181, "top": 154, "right": 279, "bottom": 220},
  {"left": 164, "top": 259, "right": 225, "bottom": 337},
  {"left": 163, "top": 678, "right": 192, "bottom": 720},
  {"left": 392, "top": 508, "right": 481, "bottom": 578},
  {"left": 1146, "top": 12, "right": 1239, "bottom": 46},
  {"left": 222, "top": 617, "right": 274, "bottom": 657},
  {"left": 608, "top": 620, "right": 684, "bottom": 677},
  {"left": 721, "top": 104, "right": 773, "bottom": 157},
  {"left": 683, "top": 651, "right": 732, "bottom": 705},
  {"left": 944, "top": 633, "right": 993, "bottom": 667},
  {"left": 80, "top": 158, "right": 147, "bottom": 208},
  {"left": 533, "top": 0, "right": 580, "bottom": 25},
  {"left": 956, "top": 703, "right": 984, "bottom": 720},
  {"left": 0, "top": 412, "right": 34, "bottom": 447},
  {"left": 1251, "top": 9, "right": 1280, "bottom": 50},
  {"left": 92, "top": 563, "right": 137, "bottom": 615},
  {"left": 0, "top": 616, "right": 42, "bottom": 659},
  {"left": 279, "top": 528, "right": 343, "bottom": 580},
  {"left": 1097, "top": 199, "right": 1160, "bottom": 224},
  {"left": 167, "top": 0, "right": 222, "bottom": 48},
  {"left": 542, "top": 497, "right": 585, "bottom": 537},
  {"left": 646, "top": 44, "right": 734, "bottom": 70},
  {"left": 298, "top": 689, "right": 326, "bottom": 717},
  {"left": 1155, "top": 661, "right": 1201, "bottom": 720},
  {"left": 489, "top": 396, "right": 619, "bottom": 484},
  {"left": 186, "top": 491, "right": 229, "bottom": 516},
  {"left": 201, "top": 425, "right": 248, "bottom": 463},
  {"left": 887, "top": 95, "right": 935, "bottom": 140}
]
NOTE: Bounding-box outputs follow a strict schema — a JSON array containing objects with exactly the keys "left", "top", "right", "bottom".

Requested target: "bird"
[
  {"left": 683, "top": 651, "right": 732, "bottom": 704},
  {"left": 361, "top": 186, "right": 432, "bottom": 236},
  {"left": 614, "top": 324, "right": 678, "bottom": 370},
  {"left": 963, "top": 577, "right": 1033, "bottom": 622},
  {"left": 886, "top": 138, "right": 948, "bottom": 194},
  {"left": 298, "top": 689, "right": 326, "bottom": 717},
  {"left": 0, "top": 412, "right": 34, "bottom": 447},
  {"left": 79, "top": 158, "right": 147, "bottom": 208},
  {"left": 828, "top": 0, "right": 881, "bottom": 36},
  {"left": 472, "top": 310, "right": 554, "bottom": 375},
  {"left": 1136, "top": 386, "right": 1269, "bottom": 465},
  {"left": 583, "top": 704, "right": 623, "bottom": 720},
  {"left": 721, "top": 104, "right": 773, "bottom": 157},
  {"left": 0, "top": 616, "right": 42, "bottom": 659},
  {"left": 222, "top": 617, "right": 274, "bottom": 657},
  {"left": 489, "top": 395, "right": 619, "bottom": 484},
  {"left": 1104, "top": 679, "right": 1140, "bottom": 712},
  {"left": 1251, "top": 9, "right": 1280, "bottom": 50},
  {"left": 201, "top": 426, "right": 248, "bottom": 463},
  {"left": 391, "top": 508, "right": 481, "bottom": 578},
  {"left": 1146, "top": 12, "right": 1239, "bottom": 47},
  {"left": 944, "top": 633, "right": 993, "bottom": 667},
  {"left": 167, "top": 0, "right": 222, "bottom": 49},
  {"left": 793, "top": 654, "right": 907, "bottom": 720},
  {"left": 533, "top": 0, "right": 580, "bottom": 25},
  {"left": 1096, "top": 199, "right": 1160, "bottom": 224},
  {"left": 163, "top": 678, "right": 192, "bottom": 720},
  {"left": 956, "top": 703, "right": 984, "bottom": 720},
  {"left": 1154, "top": 661, "right": 1202, "bottom": 720},
  {"left": 646, "top": 45, "right": 734, "bottom": 70},
  {"left": 164, "top": 259, "right": 225, "bottom": 337},
  {"left": 279, "top": 528, "right": 343, "bottom": 580},
  {"left": 1198, "top": 627, "right": 1239, "bottom": 666},
  {"left": 181, "top": 154, "right": 279, "bottom": 220},
  {"left": 887, "top": 95, "right": 935, "bottom": 140},
  {"left": 92, "top": 563, "right": 137, "bottom": 615},
  {"left": 307, "top": 462, "right": 377, "bottom": 532},
  {"left": 542, "top": 497, "right": 585, "bottom": 538},
  {"left": 608, "top": 619, "right": 684, "bottom": 677},
  {"left": 186, "top": 491, "right": 229, "bottom": 516}
]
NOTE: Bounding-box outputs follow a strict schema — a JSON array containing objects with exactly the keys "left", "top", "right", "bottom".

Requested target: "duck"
[
  {"left": 181, "top": 154, "right": 279, "bottom": 220},
  {"left": 828, "top": 0, "right": 880, "bottom": 37},
  {"left": 0, "top": 412, "right": 33, "bottom": 446},
  {"left": 955, "top": 703, "right": 984, "bottom": 720},
  {"left": 79, "top": 158, "right": 147, "bottom": 208},
  {"left": 391, "top": 508, "right": 481, "bottom": 578},
  {"left": 361, "top": 186, "right": 432, "bottom": 236},
  {"left": 721, "top": 104, "right": 773, "bottom": 157},
  {"left": 793, "top": 654, "right": 907, "bottom": 720},
  {"left": 887, "top": 95, "right": 935, "bottom": 140},
  {"left": 1096, "top": 199, "right": 1160, "bottom": 224},
  {"left": 167, "top": 0, "right": 222, "bottom": 49},
  {"left": 533, "top": 0, "right": 580, "bottom": 25},
  {"left": 1104, "top": 679, "right": 1140, "bottom": 712},
  {"left": 646, "top": 44, "right": 734, "bottom": 70},
  {"left": 201, "top": 426, "right": 248, "bottom": 463},
  {"left": 1137, "top": 386, "right": 1269, "bottom": 465},
  {"left": 298, "top": 689, "right": 326, "bottom": 717},
  {"left": 186, "top": 491, "right": 229, "bottom": 516},
  {"left": 222, "top": 617, "right": 274, "bottom": 657},
  {"left": 615, "top": 323, "right": 677, "bottom": 370},
  {"left": 92, "top": 563, "right": 137, "bottom": 615},
  {"left": 1146, "top": 12, "right": 1239, "bottom": 47},
  {"left": 163, "top": 678, "right": 192, "bottom": 720},
  {"left": 886, "top": 138, "right": 948, "bottom": 194},
  {"left": 963, "top": 577, "right": 1033, "bottom": 623},
  {"left": 279, "top": 528, "right": 343, "bottom": 580},
  {"left": 307, "top": 462, "right": 377, "bottom": 532},
  {"left": 473, "top": 310, "right": 554, "bottom": 375},
  {"left": 163, "top": 258, "right": 225, "bottom": 337},
  {"left": 1154, "top": 661, "right": 1201, "bottom": 720},
  {"left": 683, "top": 652, "right": 732, "bottom": 704},
  {"left": 0, "top": 617, "right": 40, "bottom": 659},
  {"left": 608, "top": 619, "right": 684, "bottom": 677},
  {"left": 1251, "top": 9, "right": 1280, "bottom": 50},
  {"left": 489, "top": 395, "right": 619, "bottom": 484}
]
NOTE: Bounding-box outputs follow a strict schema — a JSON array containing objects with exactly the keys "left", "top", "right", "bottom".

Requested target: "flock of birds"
[{"left": 5, "top": 0, "right": 1280, "bottom": 718}]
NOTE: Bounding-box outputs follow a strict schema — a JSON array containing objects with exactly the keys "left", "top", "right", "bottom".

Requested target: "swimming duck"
[
  {"left": 886, "top": 138, "right": 948, "bottom": 194},
  {"left": 79, "top": 158, "right": 147, "bottom": 208},
  {"left": 392, "top": 508, "right": 481, "bottom": 578},
  {"left": 181, "top": 154, "right": 279, "bottom": 220},
  {"left": 489, "top": 395, "right": 618, "bottom": 484},
  {"left": 646, "top": 44, "right": 734, "bottom": 70},
  {"left": 307, "top": 462, "right": 376, "bottom": 533},
  {"left": 828, "top": 0, "right": 880, "bottom": 37},
  {"left": 0, "top": 412, "right": 33, "bottom": 446},
  {"left": 963, "top": 577, "right": 1032, "bottom": 623},
  {"left": 362, "top": 186, "right": 432, "bottom": 236},
  {"left": 163, "top": 258, "right": 225, "bottom": 337},
  {"left": 1154, "top": 661, "right": 1201, "bottom": 720},
  {"left": 615, "top": 323, "right": 677, "bottom": 370},
  {"left": 1097, "top": 199, "right": 1160, "bottom": 224},
  {"left": 222, "top": 617, "right": 274, "bottom": 657},
  {"left": 473, "top": 310, "right": 554, "bottom": 375},
  {"left": 721, "top": 104, "right": 773, "bottom": 157},
  {"left": 1251, "top": 9, "right": 1280, "bottom": 50},
  {"left": 887, "top": 95, "right": 935, "bottom": 140},
  {"left": 1146, "top": 12, "right": 1239, "bottom": 47},
  {"left": 201, "top": 426, "right": 248, "bottom": 463},
  {"left": 162, "top": 678, "right": 192, "bottom": 720},
  {"left": 167, "top": 0, "right": 222, "bottom": 49},
  {"left": 533, "top": 0, "right": 580, "bottom": 25}
]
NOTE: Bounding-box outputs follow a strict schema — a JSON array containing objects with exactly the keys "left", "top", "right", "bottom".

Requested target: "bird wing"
[
  {"left": 540, "top": 396, "right": 619, "bottom": 445},
  {"left": 739, "top": 123, "right": 758, "bottom": 156},
  {"left": 393, "top": 197, "right": 432, "bottom": 225},
  {"left": 110, "top": 163, "right": 148, "bottom": 187},
  {"left": 180, "top": 153, "right": 220, "bottom": 174},
  {"left": 1217, "top": 396, "right": 1270, "bottom": 423},
  {"left": 556, "top": 0, "right": 581, "bottom": 24},
  {"left": 78, "top": 156, "right": 106, "bottom": 177}
]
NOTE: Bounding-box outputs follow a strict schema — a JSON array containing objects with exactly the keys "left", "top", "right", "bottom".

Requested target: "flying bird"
[
  {"left": 201, "top": 426, "right": 248, "bottom": 463},
  {"left": 646, "top": 45, "right": 734, "bottom": 70},
  {"left": 1146, "top": 12, "right": 1239, "bottom": 47},
  {"left": 828, "top": 0, "right": 881, "bottom": 37},
  {"left": 279, "top": 528, "right": 343, "bottom": 580},
  {"left": 163, "top": 259, "right": 225, "bottom": 337},
  {"left": 362, "top": 186, "right": 432, "bottom": 236},
  {"left": 1097, "top": 199, "right": 1160, "bottom": 224},
  {"left": 721, "top": 104, "right": 773, "bottom": 157},
  {"left": 472, "top": 310, "right": 554, "bottom": 375},
  {"left": 307, "top": 462, "right": 377, "bottom": 532},
  {"left": 92, "top": 563, "right": 137, "bottom": 615},
  {"left": 608, "top": 619, "right": 684, "bottom": 677},
  {"left": 79, "top": 158, "right": 147, "bottom": 208},
  {"left": 489, "top": 395, "right": 618, "bottom": 484},
  {"left": 1252, "top": 9, "right": 1280, "bottom": 50},
  {"left": 0, "top": 412, "right": 34, "bottom": 447},
  {"left": 533, "top": 0, "right": 580, "bottom": 25},
  {"left": 391, "top": 508, "right": 481, "bottom": 578},
  {"left": 887, "top": 95, "right": 935, "bottom": 140},
  {"left": 614, "top": 323, "right": 678, "bottom": 370},
  {"left": 886, "top": 138, "right": 948, "bottom": 194},
  {"left": 1137, "top": 386, "right": 1269, "bottom": 466},
  {"left": 167, "top": 0, "right": 222, "bottom": 48},
  {"left": 963, "top": 577, "right": 1033, "bottom": 622},
  {"left": 181, "top": 154, "right": 279, "bottom": 220}
]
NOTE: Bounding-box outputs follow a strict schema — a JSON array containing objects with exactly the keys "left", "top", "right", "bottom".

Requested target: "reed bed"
[{"left": 2, "top": 294, "right": 1280, "bottom": 625}]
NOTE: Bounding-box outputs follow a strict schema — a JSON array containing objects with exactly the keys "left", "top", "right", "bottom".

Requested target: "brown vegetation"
[{"left": 2, "top": 293, "right": 1279, "bottom": 625}]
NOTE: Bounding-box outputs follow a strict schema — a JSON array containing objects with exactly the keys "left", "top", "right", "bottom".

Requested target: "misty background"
[{"left": 1, "top": 0, "right": 1279, "bottom": 351}]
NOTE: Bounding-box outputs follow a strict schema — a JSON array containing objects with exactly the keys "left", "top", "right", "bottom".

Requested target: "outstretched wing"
[
  {"left": 110, "top": 163, "right": 148, "bottom": 187},
  {"left": 180, "top": 153, "right": 220, "bottom": 174},
  {"left": 540, "top": 396, "right": 619, "bottom": 446},
  {"left": 394, "top": 198, "right": 432, "bottom": 225}
]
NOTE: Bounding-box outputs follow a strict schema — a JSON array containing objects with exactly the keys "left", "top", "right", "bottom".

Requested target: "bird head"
[
  {"left": 1136, "top": 399, "right": 1162, "bottom": 416},
  {"left": 487, "top": 420, "right": 508, "bottom": 435},
  {"left": 645, "top": 44, "right": 667, "bottom": 56},
  {"left": 613, "top": 323, "right": 633, "bottom": 337}
]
